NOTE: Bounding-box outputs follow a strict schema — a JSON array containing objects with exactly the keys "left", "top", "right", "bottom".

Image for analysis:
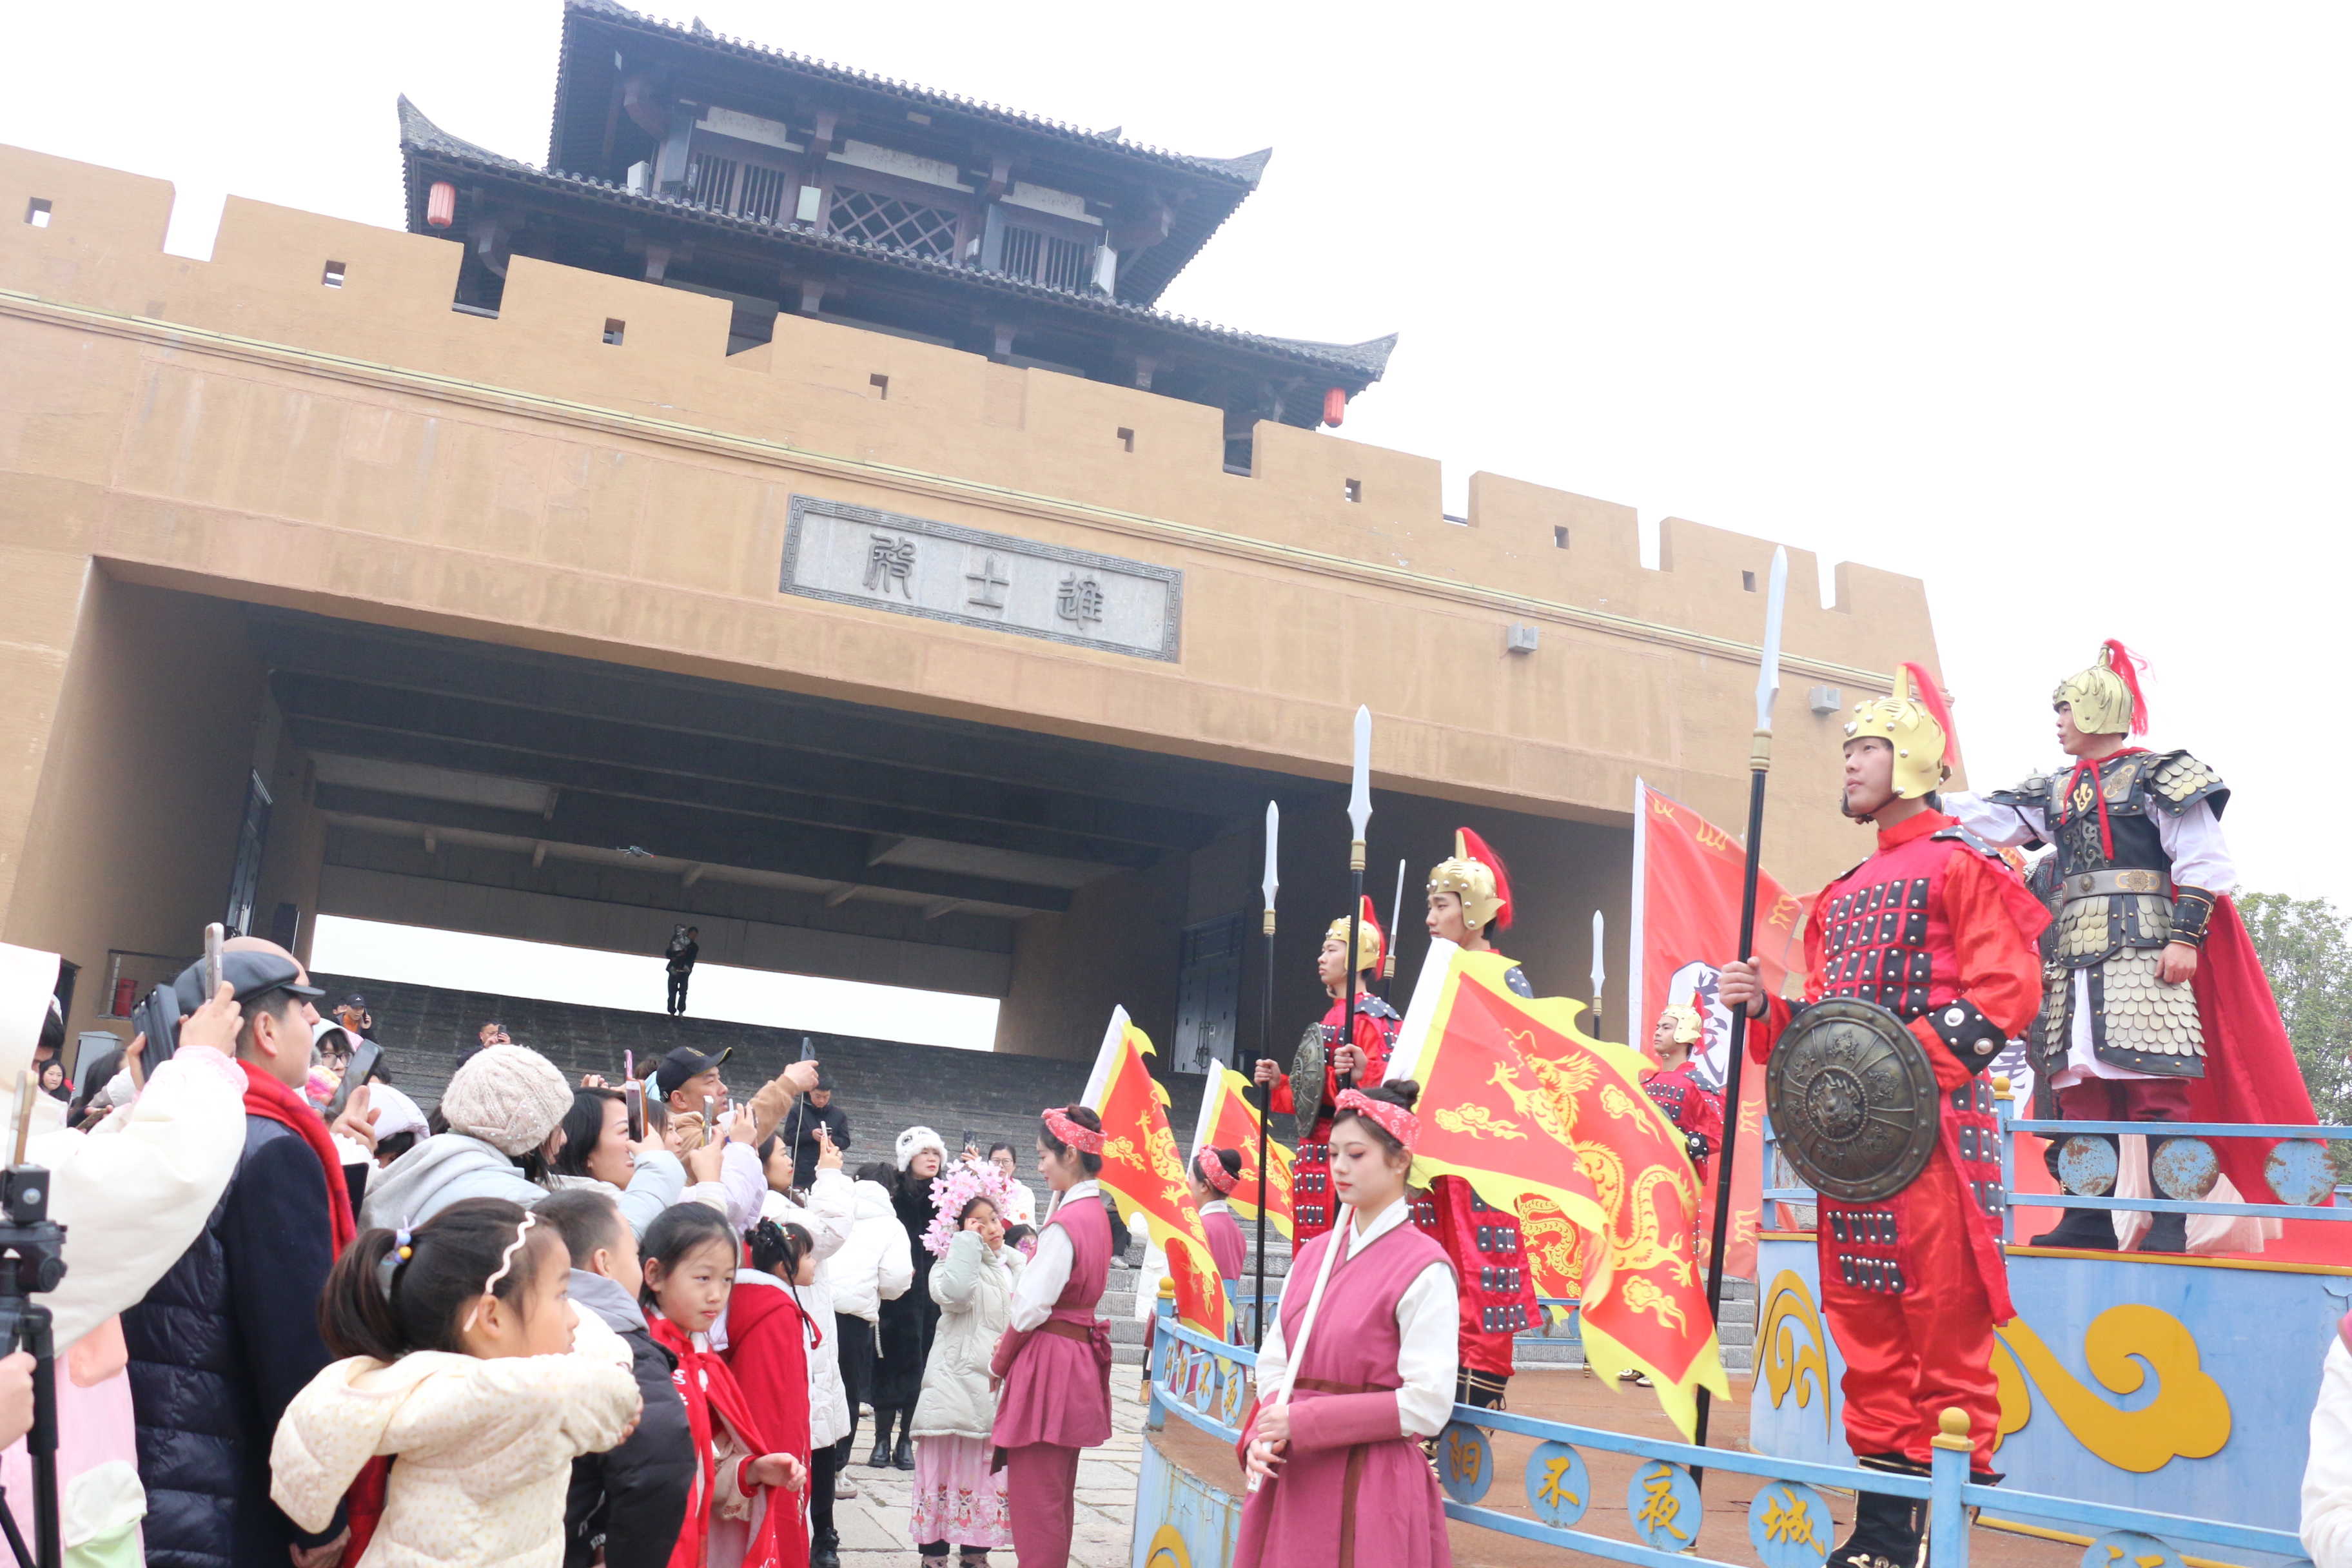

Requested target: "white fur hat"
[
  {"left": 438, "top": 1044, "right": 573, "bottom": 1157},
  {"left": 895, "top": 1124, "right": 948, "bottom": 1173}
]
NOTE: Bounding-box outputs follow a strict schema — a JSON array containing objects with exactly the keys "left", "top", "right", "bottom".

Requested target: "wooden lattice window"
[
  {"left": 738, "top": 163, "right": 788, "bottom": 223},
  {"left": 1000, "top": 224, "right": 1095, "bottom": 291},
  {"left": 685, "top": 155, "right": 738, "bottom": 211},
  {"left": 828, "top": 185, "right": 960, "bottom": 258}
]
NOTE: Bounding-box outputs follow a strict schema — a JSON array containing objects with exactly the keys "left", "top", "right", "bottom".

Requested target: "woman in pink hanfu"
[
  {"left": 988, "top": 1104, "right": 1115, "bottom": 1568},
  {"left": 1237, "top": 1081, "right": 1458, "bottom": 1568},
  {"left": 1191, "top": 1146, "right": 1248, "bottom": 1284}
]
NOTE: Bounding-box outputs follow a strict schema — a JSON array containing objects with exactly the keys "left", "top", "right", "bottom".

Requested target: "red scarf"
[
  {"left": 240, "top": 1060, "right": 356, "bottom": 1256},
  {"left": 2061, "top": 746, "right": 2147, "bottom": 863},
  {"left": 649, "top": 1315, "right": 790, "bottom": 1568}
]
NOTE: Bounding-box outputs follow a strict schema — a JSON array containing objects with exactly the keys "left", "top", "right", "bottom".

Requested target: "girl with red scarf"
[
  {"left": 641, "top": 1205, "right": 807, "bottom": 1568},
  {"left": 723, "top": 1219, "right": 819, "bottom": 1567}
]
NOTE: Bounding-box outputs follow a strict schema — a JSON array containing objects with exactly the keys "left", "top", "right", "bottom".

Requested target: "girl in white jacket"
[
  {"left": 909, "top": 1191, "right": 1024, "bottom": 1568},
  {"left": 832, "top": 1164, "right": 916, "bottom": 1468},
  {"left": 271, "top": 1197, "right": 643, "bottom": 1568}
]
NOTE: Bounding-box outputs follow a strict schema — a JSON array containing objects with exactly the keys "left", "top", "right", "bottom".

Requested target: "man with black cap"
[
  {"left": 650, "top": 1044, "right": 732, "bottom": 1120},
  {"left": 124, "top": 936, "right": 357, "bottom": 1568}
]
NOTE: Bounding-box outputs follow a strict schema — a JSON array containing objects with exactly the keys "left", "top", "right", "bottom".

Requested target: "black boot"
[
  {"left": 2138, "top": 1210, "right": 2189, "bottom": 1253},
  {"left": 810, "top": 1529, "right": 841, "bottom": 1568},
  {"left": 1832, "top": 1489, "right": 1924, "bottom": 1568},
  {"left": 865, "top": 1407, "right": 896, "bottom": 1469},
  {"left": 894, "top": 1430, "right": 917, "bottom": 1470},
  {"left": 2030, "top": 1204, "right": 2119, "bottom": 1250}
]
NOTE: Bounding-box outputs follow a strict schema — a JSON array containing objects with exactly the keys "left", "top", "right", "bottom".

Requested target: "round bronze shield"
[
  {"left": 1289, "top": 1023, "right": 1329, "bottom": 1146},
  {"left": 1763, "top": 998, "right": 1941, "bottom": 1203}
]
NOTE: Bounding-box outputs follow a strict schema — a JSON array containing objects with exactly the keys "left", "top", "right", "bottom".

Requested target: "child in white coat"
[
  {"left": 271, "top": 1197, "right": 643, "bottom": 1568},
  {"left": 909, "top": 1192, "right": 1024, "bottom": 1568}
]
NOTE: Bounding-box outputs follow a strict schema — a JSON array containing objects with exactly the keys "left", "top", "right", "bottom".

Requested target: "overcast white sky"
[{"left": 8, "top": 3, "right": 2345, "bottom": 929}]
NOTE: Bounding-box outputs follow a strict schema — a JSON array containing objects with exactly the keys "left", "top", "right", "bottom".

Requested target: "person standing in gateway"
[
  {"left": 1718, "top": 663, "right": 2047, "bottom": 1568},
  {"left": 664, "top": 925, "right": 700, "bottom": 1017}
]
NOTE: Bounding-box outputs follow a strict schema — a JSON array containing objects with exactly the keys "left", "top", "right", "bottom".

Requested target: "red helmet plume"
[
  {"left": 1901, "top": 662, "right": 1963, "bottom": 777},
  {"left": 2101, "top": 640, "right": 2150, "bottom": 734},
  {"left": 1457, "top": 827, "right": 1513, "bottom": 932}
]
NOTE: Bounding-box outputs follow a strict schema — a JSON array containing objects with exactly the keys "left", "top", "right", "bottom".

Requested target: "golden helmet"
[
  {"left": 1323, "top": 896, "right": 1386, "bottom": 975},
  {"left": 1659, "top": 999, "right": 1703, "bottom": 1047},
  {"left": 1845, "top": 662, "right": 1959, "bottom": 801},
  {"left": 1426, "top": 828, "right": 1513, "bottom": 934},
  {"left": 2053, "top": 639, "right": 2148, "bottom": 738}
]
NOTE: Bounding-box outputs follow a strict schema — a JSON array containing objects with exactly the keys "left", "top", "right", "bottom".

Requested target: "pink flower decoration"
[{"left": 920, "top": 1157, "right": 1021, "bottom": 1259}]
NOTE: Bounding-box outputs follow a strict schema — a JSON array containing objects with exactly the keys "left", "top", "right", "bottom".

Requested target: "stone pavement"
[{"left": 834, "top": 1389, "right": 1152, "bottom": 1567}]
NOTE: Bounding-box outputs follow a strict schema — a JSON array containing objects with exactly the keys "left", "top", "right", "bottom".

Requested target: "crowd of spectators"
[{"left": 0, "top": 924, "right": 1074, "bottom": 1568}]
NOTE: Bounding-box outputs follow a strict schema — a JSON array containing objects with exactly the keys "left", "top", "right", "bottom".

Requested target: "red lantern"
[
  {"left": 426, "top": 181, "right": 457, "bottom": 229},
  {"left": 1322, "top": 386, "right": 1347, "bottom": 427}
]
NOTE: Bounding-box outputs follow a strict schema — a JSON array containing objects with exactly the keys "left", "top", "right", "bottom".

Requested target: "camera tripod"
[{"left": 0, "top": 1161, "right": 70, "bottom": 1568}]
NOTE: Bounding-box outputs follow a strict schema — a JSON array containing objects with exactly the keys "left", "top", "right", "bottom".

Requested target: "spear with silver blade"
[
  {"left": 1340, "top": 707, "right": 1373, "bottom": 1101},
  {"left": 1253, "top": 800, "right": 1278, "bottom": 1348},
  {"left": 1693, "top": 546, "right": 1787, "bottom": 1464}
]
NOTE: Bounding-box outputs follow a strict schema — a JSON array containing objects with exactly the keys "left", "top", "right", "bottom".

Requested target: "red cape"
[{"left": 2186, "top": 894, "right": 2327, "bottom": 1206}]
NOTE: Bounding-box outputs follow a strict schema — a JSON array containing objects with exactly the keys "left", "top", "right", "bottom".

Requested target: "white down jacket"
[
  {"left": 270, "top": 1310, "right": 641, "bottom": 1568},
  {"left": 729, "top": 1170, "right": 858, "bottom": 1447},
  {"left": 910, "top": 1229, "right": 1024, "bottom": 1442},
  {"left": 828, "top": 1178, "right": 915, "bottom": 1321}
]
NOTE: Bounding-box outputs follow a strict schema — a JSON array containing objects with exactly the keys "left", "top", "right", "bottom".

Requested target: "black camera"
[{"left": 0, "top": 1166, "right": 66, "bottom": 1294}]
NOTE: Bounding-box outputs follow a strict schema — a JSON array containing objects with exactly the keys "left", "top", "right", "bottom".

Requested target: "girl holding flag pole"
[
  {"left": 1236, "top": 1079, "right": 1458, "bottom": 1568},
  {"left": 988, "top": 1104, "right": 1114, "bottom": 1568}
]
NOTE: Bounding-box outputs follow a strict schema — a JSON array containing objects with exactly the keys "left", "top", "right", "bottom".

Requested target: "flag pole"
[
  {"left": 1340, "top": 707, "right": 1373, "bottom": 1104},
  {"left": 1253, "top": 801, "right": 1279, "bottom": 1349},
  {"left": 1692, "top": 546, "right": 1786, "bottom": 1465},
  {"left": 1379, "top": 858, "right": 1406, "bottom": 1001}
]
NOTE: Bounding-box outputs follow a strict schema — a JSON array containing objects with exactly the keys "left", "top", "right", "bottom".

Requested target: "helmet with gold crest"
[
  {"left": 1323, "top": 896, "right": 1386, "bottom": 976},
  {"left": 2053, "top": 638, "right": 2150, "bottom": 738},
  {"left": 1425, "top": 828, "right": 1513, "bottom": 934},
  {"left": 1658, "top": 994, "right": 1704, "bottom": 1047},
  {"left": 1844, "top": 662, "right": 1961, "bottom": 802}
]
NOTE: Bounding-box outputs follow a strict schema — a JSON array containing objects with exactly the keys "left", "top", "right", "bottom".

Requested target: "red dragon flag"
[
  {"left": 1082, "top": 1008, "right": 1230, "bottom": 1340},
  {"left": 1386, "top": 942, "right": 1729, "bottom": 1438},
  {"left": 1628, "top": 779, "right": 1816, "bottom": 1277},
  {"left": 1190, "top": 1064, "right": 1295, "bottom": 1241}
]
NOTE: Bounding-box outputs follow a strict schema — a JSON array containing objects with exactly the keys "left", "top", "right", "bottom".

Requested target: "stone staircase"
[{"left": 318, "top": 974, "right": 1760, "bottom": 1373}]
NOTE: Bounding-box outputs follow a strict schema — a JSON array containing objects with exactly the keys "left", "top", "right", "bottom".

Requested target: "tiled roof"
[
  {"left": 562, "top": 0, "right": 1273, "bottom": 188},
  {"left": 398, "top": 97, "right": 1395, "bottom": 384}
]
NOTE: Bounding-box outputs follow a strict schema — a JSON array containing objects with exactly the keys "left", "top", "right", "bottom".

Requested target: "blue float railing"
[{"left": 1142, "top": 1305, "right": 2311, "bottom": 1568}]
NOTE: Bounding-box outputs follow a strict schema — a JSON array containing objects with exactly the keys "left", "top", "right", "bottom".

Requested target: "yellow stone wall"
[{"left": 0, "top": 142, "right": 1946, "bottom": 1044}]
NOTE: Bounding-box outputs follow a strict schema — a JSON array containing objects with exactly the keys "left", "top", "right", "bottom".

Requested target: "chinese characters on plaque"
[{"left": 781, "top": 496, "right": 1181, "bottom": 661}]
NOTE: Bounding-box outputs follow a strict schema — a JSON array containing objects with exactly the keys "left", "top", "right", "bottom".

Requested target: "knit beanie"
[
  {"left": 895, "top": 1124, "right": 948, "bottom": 1173},
  {"left": 438, "top": 1044, "right": 573, "bottom": 1157}
]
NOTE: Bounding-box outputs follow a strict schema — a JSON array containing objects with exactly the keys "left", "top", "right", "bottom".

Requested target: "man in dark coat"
[
  {"left": 123, "top": 939, "right": 347, "bottom": 1568},
  {"left": 780, "top": 1079, "right": 851, "bottom": 1188},
  {"left": 537, "top": 1190, "right": 693, "bottom": 1568}
]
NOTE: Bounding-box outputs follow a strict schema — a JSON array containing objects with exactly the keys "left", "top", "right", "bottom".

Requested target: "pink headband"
[
  {"left": 1334, "top": 1088, "right": 1420, "bottom": 1152},
  {"left": 1041, "top": 1106, "right": 1104, "bottom": 1155},
  {"left": 1194, "top": 1148, "right": 1239, "bottom": 1195}
]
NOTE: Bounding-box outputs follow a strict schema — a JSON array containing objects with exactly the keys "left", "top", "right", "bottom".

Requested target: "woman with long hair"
[
  {"left": 987, "top": 1105, "right": 1114, "bottom": 1568},
  {"left": 1235, "top": 1081, "right": 1457, "bottom": 1568},
  {"left": 867, "top": 1127, "right": 947, "bottom": 1470}
]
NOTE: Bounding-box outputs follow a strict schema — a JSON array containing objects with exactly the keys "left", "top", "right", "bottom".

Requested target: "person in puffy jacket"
[
  {"left": 270, "top": 1197, "right": 642, "bottom": 1568},
  {"left": 124, "top": 945, "right": 348, "bottom": 1568},
  {"left": 536, "top": 1190, "right": 693, "bottom": 1568},
  {"left": 547, "top": 1088, "right": 689, "bottom": 1239},
  {"left": 755, "top": 1132, "right": 856, "bottom": 1549},
  {"left": 910, "top": 1191, "right": 1023, "bottom": 1568},
  {"left": 830, "top": 1164, "right": 914, "bottom": 1469},
  {"left": 361, "top": 1046, "right": 576, "bottom": 1228}
]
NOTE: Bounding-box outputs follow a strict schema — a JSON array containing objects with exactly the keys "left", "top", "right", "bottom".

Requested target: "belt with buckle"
[{"left": 2061, "top": 868, "right": 2171, "bottom": 901}]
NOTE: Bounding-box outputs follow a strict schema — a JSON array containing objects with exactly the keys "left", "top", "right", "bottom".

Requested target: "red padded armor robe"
[
  {"left": 1750, "top": 810, "right": 2047, "bottom": 1475},
  {"left": 1271, "top": 993, "right": 1402, "bottom": 1242}
]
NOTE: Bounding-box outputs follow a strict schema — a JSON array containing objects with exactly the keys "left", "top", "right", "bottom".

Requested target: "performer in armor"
[
  {"left": 1418, "top": 828, "right": 1542, "bottom": 1409},
  {"left": 1254, "top": 897, "right": 1402, "bottom": 1242},
  {"left": 1945, "top": 640, "right": 2309, "bottom": 1252},
  {"left": 1646, "top": 997, "right": 1726, "bottom": 1188},
  {"left": 1621, "top": 998, "right": 1728, "bottom": 1386},
  {"left": 1720, "top": 665, "right": 2048, "bottom": 1568}
]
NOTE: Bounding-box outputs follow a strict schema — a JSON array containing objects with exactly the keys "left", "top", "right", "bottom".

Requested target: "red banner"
[
  {"left": 1087, "top": 1014, "right": 1230, "bottom": 1340},
  {"left": 1391, "top": 949, "right": 1727, "bottom": 1437},
  {"left": 1629, "top": 781, "right": 1815, "bottom": 1279}
]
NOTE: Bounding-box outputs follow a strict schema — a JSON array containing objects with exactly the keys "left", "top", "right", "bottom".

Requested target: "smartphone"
[
  {"left": 624, "top": 1049, "right": 635, "bottom": 1084},
  {"left": 625, "top": 1079, "right": 646, "bottom": 1143},
  {"left": 202, "top": 923, "right": 224, "bottom": 999},
  {"left": 799, "top": 1035, "right": 817, "bottom": 1062},
  {"left": 324, "top": 1041, "right": 382, "bottom": 1122},
  {"left": 703, "top": 1094, "right": 717, "bottom": 1148}
]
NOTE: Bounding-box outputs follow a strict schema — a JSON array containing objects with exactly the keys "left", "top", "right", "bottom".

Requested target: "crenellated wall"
[{"left": 0, "top": 141, "right": 1945, "bottom": 952}]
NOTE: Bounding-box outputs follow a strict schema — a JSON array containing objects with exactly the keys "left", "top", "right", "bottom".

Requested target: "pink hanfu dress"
[
  {"left": 990, "top": 1191, "right": 1113, "bottom": 1567},
  {"left": 1235, "top": 1220, "right": 1455, "bottom": 1568}
]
